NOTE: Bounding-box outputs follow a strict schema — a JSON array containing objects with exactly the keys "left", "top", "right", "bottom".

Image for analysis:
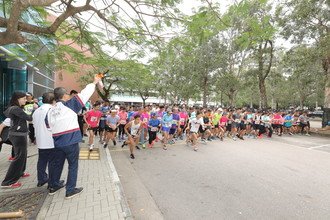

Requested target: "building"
[{"left": 0, "top": 10, "right": 55, "bottom": 121}]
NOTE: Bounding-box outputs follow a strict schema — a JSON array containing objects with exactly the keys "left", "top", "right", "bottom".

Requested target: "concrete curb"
[
  {"left": 310, "top": 131, "right": 330, "bottom": 138},
  {"left": 105, "top": 147, "right": 133, "bottom": 220}
]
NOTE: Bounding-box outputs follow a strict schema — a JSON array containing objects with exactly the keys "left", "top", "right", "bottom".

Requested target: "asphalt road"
[{"left": 111, "top": 134, "right": 330, "bottom": 220}]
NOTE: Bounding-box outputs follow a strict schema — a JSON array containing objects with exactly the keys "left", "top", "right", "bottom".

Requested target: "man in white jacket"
[
  {"left": 33, "top": 92, "right": 64, "bottom": 189},
  {"left": 46, "top": 76, "right": 101, "bottom": 199}
]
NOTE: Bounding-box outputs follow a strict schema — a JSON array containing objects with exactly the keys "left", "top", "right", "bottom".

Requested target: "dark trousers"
[
  {"left": 78, "top": 115, "right": 84, "bottom": 136},
  {"left": 118, "top": 124, "right": 125, "bottom": 137},
  {"left": 50, "top": 143, "right": 79, "bottom": 193},
  {"left": 37, "top": 148, "right": 54, "bottom": 185},
  {"left": 1, "top": 135, "right": 27, "bottom": 186},
  {"left": 148, "top": 130, "right": 157, "bottom": 144},
  {"left": 28, "top": 124, "right": 35, "bottom": 143}
]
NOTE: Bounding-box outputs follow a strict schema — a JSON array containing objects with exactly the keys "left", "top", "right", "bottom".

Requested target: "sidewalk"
[{"left": 0, "top": 138, "right": 132, "bottom": 220}]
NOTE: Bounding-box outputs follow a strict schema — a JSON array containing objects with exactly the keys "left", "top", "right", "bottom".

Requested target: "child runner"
[{"left": 84, "top": 101, "right": 102, "bottom": 151}]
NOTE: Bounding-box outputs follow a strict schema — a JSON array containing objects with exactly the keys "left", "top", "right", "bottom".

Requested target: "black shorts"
[
  {"left": 199, "top": 125, "right": 205, "bottom": 133},
  {"left": 253, "top": 124, "right": 260, "bottom": 130},
  {"left": 180, "top": 125, "right": 185, "bottom": 129},
  {"left": 240, "top": 123, "right": 246, "bottom": 130},
  {"left": 105, "top": 126, "right": 118, "bottom": 132},
  {"left": 226, "top": 124, "right": 232, "bottom": 131},
  {"left": 169, "top": 128, "right": 177, "bottom": 135},
  {"left": 87, "top": 127, "right": 98, "bottom": 132},
  {"left": 214, "top": 124, "right": 219, "bottom": 128}
]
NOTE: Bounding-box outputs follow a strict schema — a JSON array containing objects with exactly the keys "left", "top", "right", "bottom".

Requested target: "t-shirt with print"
[
  {"left": 189, "top": 117, "right": 204, "bottom": 133},
  {"left": 85, "top": 110, "right": 102, "bottom": 128}
]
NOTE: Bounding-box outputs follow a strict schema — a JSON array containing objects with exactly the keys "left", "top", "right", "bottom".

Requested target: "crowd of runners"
[{"left": 82, "top": 101, "right": 312, "bottom": 159}]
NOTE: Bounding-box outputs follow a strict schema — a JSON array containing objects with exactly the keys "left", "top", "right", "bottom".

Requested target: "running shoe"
[
  {"left": 1, "top": 182, "right": 22, "bottom": 189},
  {"left": 113, "top": 140, "right": 117, "bottom": 146},
  {"left": 136, "top": 145, "right": 141, "bottom": 150},
  {"left": 130, "top": 154, "right": 135, "bottom": 159},
  {"left": 103, "top": 143, "right": 108, "bottom": 148}
]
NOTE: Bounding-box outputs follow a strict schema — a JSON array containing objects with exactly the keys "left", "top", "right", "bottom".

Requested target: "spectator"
[
  {"left": 24, "top": 92, "right": 38, "bottom": 144},
  {"left": 33, "top": 92, "right": 64, "bottom": 189},
  {"left": 1, "top": 91, "right": 33, "bottom": 188},
  {"left": 46, "top": 76, "right": 101, "bottom": 199}
]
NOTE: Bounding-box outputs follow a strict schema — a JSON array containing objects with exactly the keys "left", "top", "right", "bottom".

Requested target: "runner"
[
  {"left": 118, "top": 106, "right": 128, "bottom": 141},
  {"left": 186, "top": 111, "right": 204, "bottom": 151},
  {"left": 103, "top": 109, "right": 120, "bottom": 148},
  {"left": 148, "top": 112, "right": 160, "bottom": 148},
  {"left": 84, "top": 101, "right": 102, "bottom": 151},
  {"left": 161, "top": 109, "right": 173, "bottom": 150},
  {"left": 98, "top": 100, "right": 111, "bottom": 144},
  {"left": 122, "top": 115, "right": 143, "bottom": 159}
]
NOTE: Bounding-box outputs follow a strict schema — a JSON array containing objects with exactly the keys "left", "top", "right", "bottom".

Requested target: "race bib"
[{"left": 151, "top": 127, "right": 158, "bottom": 132}]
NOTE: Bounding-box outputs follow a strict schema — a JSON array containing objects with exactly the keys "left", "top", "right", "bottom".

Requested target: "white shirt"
[
  {"left": 32, "top": 104, "right": 54, "bottom": 149},
  {"left": 190, "top": 117, "right": 204, "bottom": 133},
  {"left": 3, "top": 118, "right": 11, "bottom": 126}
]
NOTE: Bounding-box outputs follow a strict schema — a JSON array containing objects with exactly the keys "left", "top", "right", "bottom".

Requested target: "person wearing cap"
[
  {"left": 161, "top": 109, "right": 173, "bottom": 150},
  {"left": 148, "top": 112, "right": 160, "bottom": 148},
  {"left": 103, "top": 109, "right": 120, "bottom": 148},
  {"left": 24, "top": 92, "right": 38, "bottom": 144}
]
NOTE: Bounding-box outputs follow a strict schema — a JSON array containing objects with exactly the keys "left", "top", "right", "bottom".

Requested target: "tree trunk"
[
  {"left": 322, "top": 56, "right": 330, "bottom": 127},
  {"left": 258, "top": 78, "right": 268, "bottom": 109},
  {"left": 202, "top": 75, "right": 208, "bottom": 108}
]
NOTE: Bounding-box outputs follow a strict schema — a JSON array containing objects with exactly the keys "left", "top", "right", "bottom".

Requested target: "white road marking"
[{"left": 308, "top": 144, "right": 330, "bottom": 150}]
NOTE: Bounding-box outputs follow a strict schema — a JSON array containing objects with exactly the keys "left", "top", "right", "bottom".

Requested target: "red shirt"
[{"left": 85, "top": 110, "right": 102, "bottom": 128}]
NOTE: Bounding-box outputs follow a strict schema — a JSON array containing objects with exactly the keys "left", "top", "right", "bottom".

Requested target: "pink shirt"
[
  {"left": 118, "top": 111, "right": 128, "bottom": 124},
  {"left": 219, "top": 116, "right": 228, "bottom": 126},
  {"left": 85, "top": 110, "right": 102, "bottom": 128},
  {"left": 179, "top": 112, "right": 188, "bottom": 125},
  {"left": 272, "top": 114, "right": 283, "bottom": 124},
  {"left": 141, "top": 112, "right": 150, "bottom": 128}
]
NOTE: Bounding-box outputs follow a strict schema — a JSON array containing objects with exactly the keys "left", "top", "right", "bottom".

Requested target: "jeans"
[{"left": 50, "top": 143, "right": 80, "bottom": 193}]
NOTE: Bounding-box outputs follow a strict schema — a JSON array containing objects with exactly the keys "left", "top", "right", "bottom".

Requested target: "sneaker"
[
  {"left": 37, "top": 179, "right": 49, "bottom": 187},
  {"left": 65, "top": 187, "right": 84, "bottom": 199},
  {"left": 8, "top": 156, "right": 15, "bottom": 161},
  {"left": 142, "top": 144, "right": 146, "bottom": 149},
  {"left": 121, "top": 142, "right": 126, "bottom": 148},
  {"left": 103, "top": 143, "right": 108, "bottom": 149},
  {"left": 305, "top": 133, "right": 311, "bottom": 136},
  {"left": 289, "top": 132, "right": 293, "bottom": 135},
  {"left": 233, "top": 137, "right": 237, "bottom": 141},
  {"left": 163, "top": 145, "right": 167, "bottom": 150},
  {"left": 220, "top": 137, "right": 224, "bottom": 141},
  {"left": 113, "top": 140, "right": 117, "bottom": 146},
  {"left": 21, "top": 172, "right": 30, "bottom": 178},
  {"left": 1, "top": 182, "right": 22, "bottom": 189},
  {"left": 49, "top": 184, "right": 65, "bottom": 195},
  {"left": 89, "top": 144, "right": 94, "bottom": 152},
  {"left": 130, "top": 154, "right": 135, "bottom": 159},
  {"left": 136, "top": 145, "right": 141, "bottom": 150},
  {"left": 194, "top": 147, "right": 198, "bottom": 151}
]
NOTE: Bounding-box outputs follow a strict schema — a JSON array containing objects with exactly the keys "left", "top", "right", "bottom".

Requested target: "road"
[{"left": 110, "top": 134, "right": 330, "bottom": 220}]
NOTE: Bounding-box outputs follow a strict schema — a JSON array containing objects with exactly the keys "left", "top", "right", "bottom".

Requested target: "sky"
[
  {"left": 50, "top": 0, "right": 290, "bottom": 62},
  {"left": 49, "top": 0, "right": 234, "bottom": 62}
]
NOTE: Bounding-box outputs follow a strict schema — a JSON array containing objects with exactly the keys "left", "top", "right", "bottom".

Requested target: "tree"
[
  {"left": 223, "top": 0, "right": 276, "bottom": 108},
  {"left": 276, "top": 0, "right": 330, "bottom": 126}
]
